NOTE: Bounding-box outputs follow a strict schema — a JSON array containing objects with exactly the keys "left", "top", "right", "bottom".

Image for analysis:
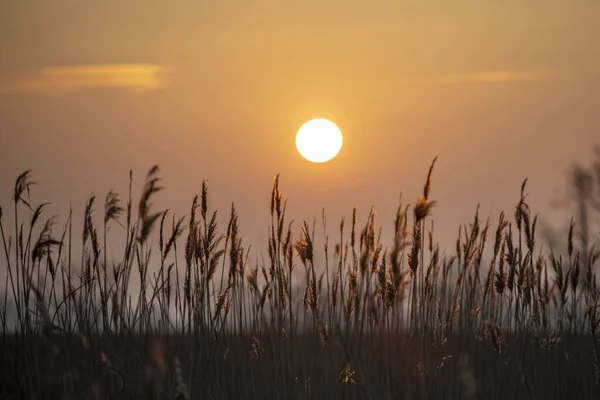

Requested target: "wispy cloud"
[
  {"left": 0, "top": 64, "right": 169, "bottom": 94},
  {"left": 442, "top": 69, "right": 553, "bottom": 84}
]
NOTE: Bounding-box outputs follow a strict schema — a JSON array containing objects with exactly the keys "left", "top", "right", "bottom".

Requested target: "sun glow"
[{"left": 295, "top": 119, "right": 343, "bottom": 163}]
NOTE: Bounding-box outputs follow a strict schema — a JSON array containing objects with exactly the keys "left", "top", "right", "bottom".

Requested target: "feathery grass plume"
[
  {"left": 159, "top": 209, "right": 169, "bottom": 256},
  {"left": 295, "top": 221, "right": 314, "bottom": 266},
  {"left": 201, "top": 180, "right": 208, "bottom": 222},
  {"left": 558, "top": 258, "right": 570, "bottom": 307},
  {"left": 138, "top": 165, "right": 163, "bottom": 244},
  {"left": 540, "top": 332, "right": 561, "bottom": 351},
  {"left": 222, "top": 203, "right": 239, "bottom": 288},
  {"left": 372, "top": 239, "right": 383, "bottom": 274},
  {"left": 394, "top": 200, "right": 409, "bottom": 242},
  {"left": 490, "top": 322, "right": 502, "bottom": 354},
  {"left": 165, "top": 215, "right": 185, "bottom": 259},
  {"left": 104, "top": 190, "right": 124, "bottom": 226},
  {"left": 17, "top": 223, "right": 23, "bottom": 266},
  {"left": 495, "top": 242, "right": 507, "bottom": 295},
  {"left": 408, "top": 220, "right": 421, "bottom": 275},
  {"left": 587, "top": 247, "right": 600, "bottom": 291},
  {"left": 515, "top": 179, "right": 528, "bottom": 231},
  {"left": 331, "top": 274, "right": 340, "bottom": 308},
  {"left": 486, "top": 213, "right": 508, "bottom": 300},
  {"left": 385, "top": 275, "right": 399, "bottom": 307},
  {"left": 351, "top": 207, "right": 357, "bottom": 249},
  {"left": 31, "top": 218, "right": 60, "bottom": 264},
  {"left": 319, "top": 321, "right": 329, "bottom": 347},
  {"left": 524, "top": 213, "right": 537, "bottom": 253},
  {"left": 83, "top": 196, "right": 95, "bottom": 245},
  {"left": 424, "top": 157, "right": 438, "bottom": 200},
  {"left": 90, "top": 226, "right": 100, "bottom": 260},
  {"left": 204, "top": 210, "right": 220, "bottom": 256},
  {"left": 13, "top": 170, "right": 36, "bottom": 207},
  {"left": 184, "top": 196, "right": 199, "bottom": 313},
  {"left": 305, "top": 277, "right": 318, "bottom": 312},
  {"left": 568, "top": 217, "right": 575, "bottom": 259},
  {"left": 414, "top": 196, "right": 437, "bottom": 223},
  {"left": 391, "top": 198, "right": 410, "bottom": 285},
  {"left": 125, "top": 169, "right": 133, "bottom": 224},
  {"left": 246, "top": 265, "right": 259, "bottom": 296},
  {"left": 359, "top": 208, "right": 376, "bottom": 276},
  {"left": 463, "top": 206, "right": 481, "bottom": 265},
  {"left": 30, "top": 202, "right": 50, "bottom": 228},
  {"left": 456, "top": 225, "right": 462, "bottom": 262},
  {"left": 213, "top": 284, "right": 232, "bottom": 323},
  {"left": 435, "top": 355, "right": 453, "bottom": 376},
  {"left": 250, "top": 337, "right": 261, "bottom": 359},
  {"left": 506, "top": 226, "right": 517, "bottom": 292},
  {"left": 428, "top": 220, "right": 434, "bottom": 253},
  {"left": 270, "top": 174, "right": 282, "bottom": 216},
  {"left": 189, "top": 195, "right": 199, "bottom": 231},
  {"left": 139, "top": 166, "right": 160, "bottom": 215},
  {"left": 415, "top": 157, "right": 438, "bottom": 222},
  {"left": 268, "top": 234, "right": 276, "bottom": 278},
  {"left": 258, "top": 281, "right": 270, "bottom": 310},
  {"left": 571, "top": 252, "right": 581, "bottom": 293},
  {"left": 377, "top": 249, "right": 387, "bottom": 298},
  {"left": 518, "top": 252, "right": 531, "bottom": 290},
  {"left": 339, "top": 363, "right": 356, "bottom": 385},
  {"left": 494, "top": 212, "right": 509, "bottom": 256}
]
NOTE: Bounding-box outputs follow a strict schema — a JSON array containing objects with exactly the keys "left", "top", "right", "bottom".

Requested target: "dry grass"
[{"left": 1, "top": 158, "right": 600, "bottom": 399}]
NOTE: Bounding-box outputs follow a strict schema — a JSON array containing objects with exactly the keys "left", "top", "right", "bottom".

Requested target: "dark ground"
[{"left": 2, "top": 331, "right": 598, "bottom": 399}]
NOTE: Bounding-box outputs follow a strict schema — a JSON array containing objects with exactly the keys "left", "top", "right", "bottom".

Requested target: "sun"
[{"left": 296, "top": 119, "right": 343, "bottom": 163}]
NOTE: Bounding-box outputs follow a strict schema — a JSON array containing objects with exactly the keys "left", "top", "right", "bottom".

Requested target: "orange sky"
[{"left": 1, "top": 1, "right": 599, "bottom": 255}]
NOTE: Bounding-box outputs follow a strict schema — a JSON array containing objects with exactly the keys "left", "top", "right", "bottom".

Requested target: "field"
[{"left": 2, "top": 161, "right": 599, "bottom": 399}]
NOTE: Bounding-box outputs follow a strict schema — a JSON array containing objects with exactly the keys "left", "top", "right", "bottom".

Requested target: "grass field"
[{"left": 2, "top": 160, "right": 599, "bottom": 399}]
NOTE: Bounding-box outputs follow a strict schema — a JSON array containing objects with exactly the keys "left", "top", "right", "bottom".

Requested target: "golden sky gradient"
[{"left": 1, "top": 1, "right": 599, "bottom": 252}]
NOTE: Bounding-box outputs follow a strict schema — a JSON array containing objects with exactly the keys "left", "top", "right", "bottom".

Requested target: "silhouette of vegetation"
[{"left": 1, "top": 157, "right": 599, "bottom": 399}]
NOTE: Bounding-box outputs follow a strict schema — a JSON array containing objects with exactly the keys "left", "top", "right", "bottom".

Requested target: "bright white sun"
[{"left": 296, "top": 119, "right": 343, "bottom": 163}]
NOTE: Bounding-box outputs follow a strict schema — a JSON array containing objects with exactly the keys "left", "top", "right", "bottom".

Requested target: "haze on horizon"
[{"left": 1, "top": 0, "right": 599, "bottom": 257}]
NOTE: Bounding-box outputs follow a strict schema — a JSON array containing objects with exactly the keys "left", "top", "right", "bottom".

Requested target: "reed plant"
[{"left": 1, "top": 160, "right": 599, "bottom": 399}]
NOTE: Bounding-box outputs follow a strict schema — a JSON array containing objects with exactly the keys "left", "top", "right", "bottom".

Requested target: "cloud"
[
  {"left": 0, "top": 64, "right": 169, "bottom": 94},
  {"left": 442, "top": 70, "right": 553, "bottom": 84}
]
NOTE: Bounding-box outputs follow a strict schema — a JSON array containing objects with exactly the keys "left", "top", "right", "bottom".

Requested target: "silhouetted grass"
[{"left": 1, "top": 161, "right": 599, "bottom": 399}]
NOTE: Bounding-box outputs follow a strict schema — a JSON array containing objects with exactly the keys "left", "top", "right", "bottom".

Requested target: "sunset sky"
[{"left": 1, "top": 1, "right": 599, "bottom": 257}]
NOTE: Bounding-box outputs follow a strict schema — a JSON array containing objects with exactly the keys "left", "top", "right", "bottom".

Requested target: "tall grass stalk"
[{"left": 1, "top": 162, "right": 599, "bottom": 399}]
